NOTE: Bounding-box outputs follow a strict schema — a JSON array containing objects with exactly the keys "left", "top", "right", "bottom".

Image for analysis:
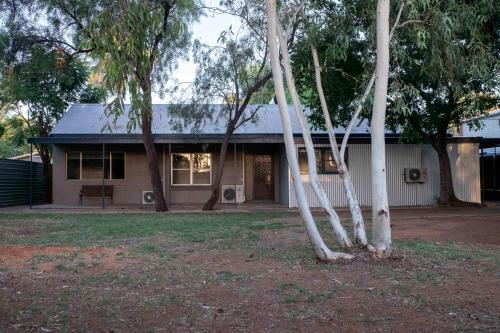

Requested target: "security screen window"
[{"left": 172, "top": 153, "right": 211, "bottom": 185}]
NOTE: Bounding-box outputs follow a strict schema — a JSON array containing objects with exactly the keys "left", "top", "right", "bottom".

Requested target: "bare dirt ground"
[
  {"left": 0, "top": 207, "right": 498, "bottom": 332},
  {"left": 357, "top": 206, "right": 500, "bottom": 245}
]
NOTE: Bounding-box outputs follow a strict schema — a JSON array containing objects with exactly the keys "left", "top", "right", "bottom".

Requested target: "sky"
[{"left": 152, "top": 6, "right": 242, "bottom": 103}]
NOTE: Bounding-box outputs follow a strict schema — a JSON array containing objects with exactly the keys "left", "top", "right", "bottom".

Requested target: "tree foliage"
[
  {"left": 170, "top": 26, "right": 271, "bottom": 133},
  {"left": 0, "top": 47, "right": 91, "bottom": 134},
  {"left": 291, "top": 0, "right": 377, "bottom": 128},
  {"left": 84, "top": 0, "right": 199, "bottom": 130},
  {"left": 387, "top": 0, "right": 499, "bottom": 137}
]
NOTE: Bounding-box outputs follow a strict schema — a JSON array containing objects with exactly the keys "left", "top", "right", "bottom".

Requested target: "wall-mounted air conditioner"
[
  {"left": 404, "top": 168, "right": 428, "bottom": 183},
  {"left": 221, "top": 185, "right": 245, "bottom": 204},
  {"left": 142, "top": 191, "right": 155, "bottom": 204}
]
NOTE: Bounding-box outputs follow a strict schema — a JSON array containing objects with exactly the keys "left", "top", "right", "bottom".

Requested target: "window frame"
[
  {"left": 297, "top": 147, "right": 348, "bottom": 175},
  {"left": 65, "top": 151, "right": 126, "bottom": 180},
  {"left": 171, "top": 152, "right": 212, "bottom": 186}
]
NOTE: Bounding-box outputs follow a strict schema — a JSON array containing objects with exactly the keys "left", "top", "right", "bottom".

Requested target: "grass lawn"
[{"left": 0, "top": 211, "right": 498, "bottom": 332}]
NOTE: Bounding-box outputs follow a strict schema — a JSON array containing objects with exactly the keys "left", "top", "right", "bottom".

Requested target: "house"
[
  {"left": 29, "top": 103, "right": 482, "bottom": 207},
  {"left": 458, "top": 109, "right": 500, "bottom": 200}
]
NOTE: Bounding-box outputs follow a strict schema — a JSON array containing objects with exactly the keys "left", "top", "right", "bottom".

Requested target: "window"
[
  {"left": 66, "top": 153, "right": 80, "bottom": 179},
  {"left": 298, "top": 147, "right": 347, "bottom": 174},
  {"left": 82, "top": 152, "right": 108, "bottom": 179},
  {"left": 172, "top": 153, "right": 211, "bottom": 185},
  {"left": 111, "top": 153, "right": 125, "bottom": 179},
  {"left": 322, "top": 150, "right": 339, "bottom": 174},
  {"left": 298, "top": 148, "right": 321, "bottom": 173},
  {"left": 66, "top": 152, "right": 125, "bottom": 180}
]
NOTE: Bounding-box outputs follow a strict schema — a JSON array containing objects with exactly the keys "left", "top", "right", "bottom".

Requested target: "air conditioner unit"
[
  {"left": 221, "top": 185, "right": 245, "bottom": 204},
  {"left": 404, "top": 168, "right": 428, "bottom": 183},
  {"left": 142, "top": 191, "right": 155, "bottom": 204}
]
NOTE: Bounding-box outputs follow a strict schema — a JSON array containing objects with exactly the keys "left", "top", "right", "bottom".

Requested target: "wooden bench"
[{"left": 79, "top": 185, "right": 114, "bottom": 205}]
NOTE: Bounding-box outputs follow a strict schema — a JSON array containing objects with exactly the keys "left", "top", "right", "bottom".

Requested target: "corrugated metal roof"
[{"left": 51, "top": 103, "right": 381, "bottom": 136}]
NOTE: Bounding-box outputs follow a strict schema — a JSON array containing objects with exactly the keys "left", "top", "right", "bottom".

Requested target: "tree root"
[
  {"left": 438, "top": 197, "right": 483, "bottom": 207},
  {"left": 317, "top": 247, "right": 355, "bottom": 262},
  {"left": 367, "top": 244, "right": 392, "bottom": 258}
]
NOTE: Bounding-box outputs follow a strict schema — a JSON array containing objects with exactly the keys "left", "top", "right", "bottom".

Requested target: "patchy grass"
[
  {"left": 0, "top": 212, "right": 288, "bottom": 247},
  {"left": 395, "top": 239, "right": 500, "bottom": 264},
  {"left": 0, "top": 211, "right": 499, "bottom": 332}
]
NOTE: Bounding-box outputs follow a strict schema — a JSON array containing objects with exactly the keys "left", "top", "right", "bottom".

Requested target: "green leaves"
[{"left": 84, "top": 0, "right": 200, "bottom": 130}]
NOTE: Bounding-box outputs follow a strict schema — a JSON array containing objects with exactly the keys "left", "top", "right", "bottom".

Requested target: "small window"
[
  {"left": 298, "top": 148, "right": 321, "bottom": 173},
  {"left": 172, "top": 153, "right": 211, "bottom": 185},
  {"left": 67, "top": 152, "right": 80, "bottom": 179},
  {"left": 192, "top": 153, "right": 211, "bottom": 185},
  {"left": 111, "top": 153, "right": 125, "bottom": 179},
  {"left": 298, "top": 147, "right": 347, "bottom": 174},
  {"left": 322, "top": 150, "right": 338, "bottom": 174}
]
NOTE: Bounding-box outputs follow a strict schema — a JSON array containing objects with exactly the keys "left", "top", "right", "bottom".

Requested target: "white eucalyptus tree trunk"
[
  {"left": 276, "top": 22, "right": 352, "bottom": 248},
  {"left": 266, "top": 0, "right": 353, "bottom": 261},
  {"left": 340, "top": 2, "right": 404, "bottom": 161},
  {"left": 370, "top": 0, "right": 391, "bottom": 254},
  {"left": 309, "top": 45, "right": 367, "bottom": 246}
]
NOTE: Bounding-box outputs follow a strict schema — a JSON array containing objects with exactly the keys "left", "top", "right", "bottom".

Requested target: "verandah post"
[
  {"left": 102, "top": 143, "right": 105, "bottom": 209},
  {"left": 29, "top": 142, "right": 33, "bottom": 209}
]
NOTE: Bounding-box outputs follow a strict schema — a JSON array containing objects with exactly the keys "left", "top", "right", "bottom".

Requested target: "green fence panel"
[{"left": 0, "top": 158, "right": 47, "bottom": 207}]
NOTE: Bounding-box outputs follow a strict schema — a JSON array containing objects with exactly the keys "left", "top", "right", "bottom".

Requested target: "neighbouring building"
[
  {"left": 459, "top": 109, "right": 500, "bottom": 200},
  {"left": 10, "top": 152, "right": 43, "bottom": 163},
  {"left": 29, "top": 103, "right": 483, "bottom": 207}
]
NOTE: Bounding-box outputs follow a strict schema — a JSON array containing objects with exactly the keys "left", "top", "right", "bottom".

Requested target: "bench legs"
[{"left": 79, "top": 195, "right": 113, "bottom": 206}]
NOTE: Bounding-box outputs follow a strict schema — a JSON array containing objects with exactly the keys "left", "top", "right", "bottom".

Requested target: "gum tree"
[
  {"left": 0, "top": 45, "right": 103, "bottom": 201},
  {"left": 86, "top": 0, "right": 199, "bottom": 211},
  {"left": 387, "top": 0, "right": 499, "bottom": 206},
  {"left": 369, "top": 0, "right": 391, "bottom": 254},
  {"left": 174, "top": 23, "right": 274, "bottom": 211},
  {"left": 267, "top": 0, "right": 354, "bottom": 261}
]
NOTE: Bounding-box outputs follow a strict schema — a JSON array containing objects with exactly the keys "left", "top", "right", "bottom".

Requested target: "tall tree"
[
  {"left": 86, "top": 0, "right": 199, "bottom": 212},
  {"left": 369, "top": 0, "right": 391, "bottom": 254},
  {"left": 387, "top": 0, "right": 499, "bottom": 206},
  {"left": 267, "top": 0, "right": 353, "bottom": 261},
  {"left": 170, "top": 22, "right": 274, "bottom": 210},
  {"left": 0, "top": 45, "right": 103, "bottom": 201}
]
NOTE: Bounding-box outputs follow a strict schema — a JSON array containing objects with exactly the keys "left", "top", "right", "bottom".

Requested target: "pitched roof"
[{"left": 51, "top": 103, "right": 377, "bottom": 136}]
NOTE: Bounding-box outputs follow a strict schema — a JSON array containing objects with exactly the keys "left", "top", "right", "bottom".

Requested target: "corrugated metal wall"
[
  {"left": 289, "top": 143, "right": 480, "bottom": 207},
  {"left": 0, "top": 159, "right": 46, "bottom": 207},
  {"left": 462, "top": 113, "right": 500, "bottom": 138}
]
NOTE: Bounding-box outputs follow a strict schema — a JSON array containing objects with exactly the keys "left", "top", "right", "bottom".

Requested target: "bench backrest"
[{"left": 81, "top": 185, "right": 114, "bottom": 195}]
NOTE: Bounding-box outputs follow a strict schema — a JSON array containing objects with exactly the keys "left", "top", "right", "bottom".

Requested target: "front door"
[{"left": 254, "top": 154, "right": 274, "bottom": 200}]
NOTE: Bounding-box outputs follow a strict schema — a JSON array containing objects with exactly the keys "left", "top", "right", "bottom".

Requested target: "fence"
[{"left": 0, "top": 158, "right": 46, "bottom": 207}]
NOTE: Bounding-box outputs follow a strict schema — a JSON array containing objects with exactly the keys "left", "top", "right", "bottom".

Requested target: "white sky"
[{"left": 152, "top": 6, "right": 242, "bottom": 103}]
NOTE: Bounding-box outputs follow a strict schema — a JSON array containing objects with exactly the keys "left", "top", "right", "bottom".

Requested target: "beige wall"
[
  {"left": 52, "top": 144, "right": 257, "bottom": 206},
  {"left": 53, "top": 145, "right": 164, "bottom": 206}
]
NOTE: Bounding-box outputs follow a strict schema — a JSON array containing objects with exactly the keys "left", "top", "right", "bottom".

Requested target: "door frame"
[{"left": 253, "top": 154, "right": 274, "bottom": 200}]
